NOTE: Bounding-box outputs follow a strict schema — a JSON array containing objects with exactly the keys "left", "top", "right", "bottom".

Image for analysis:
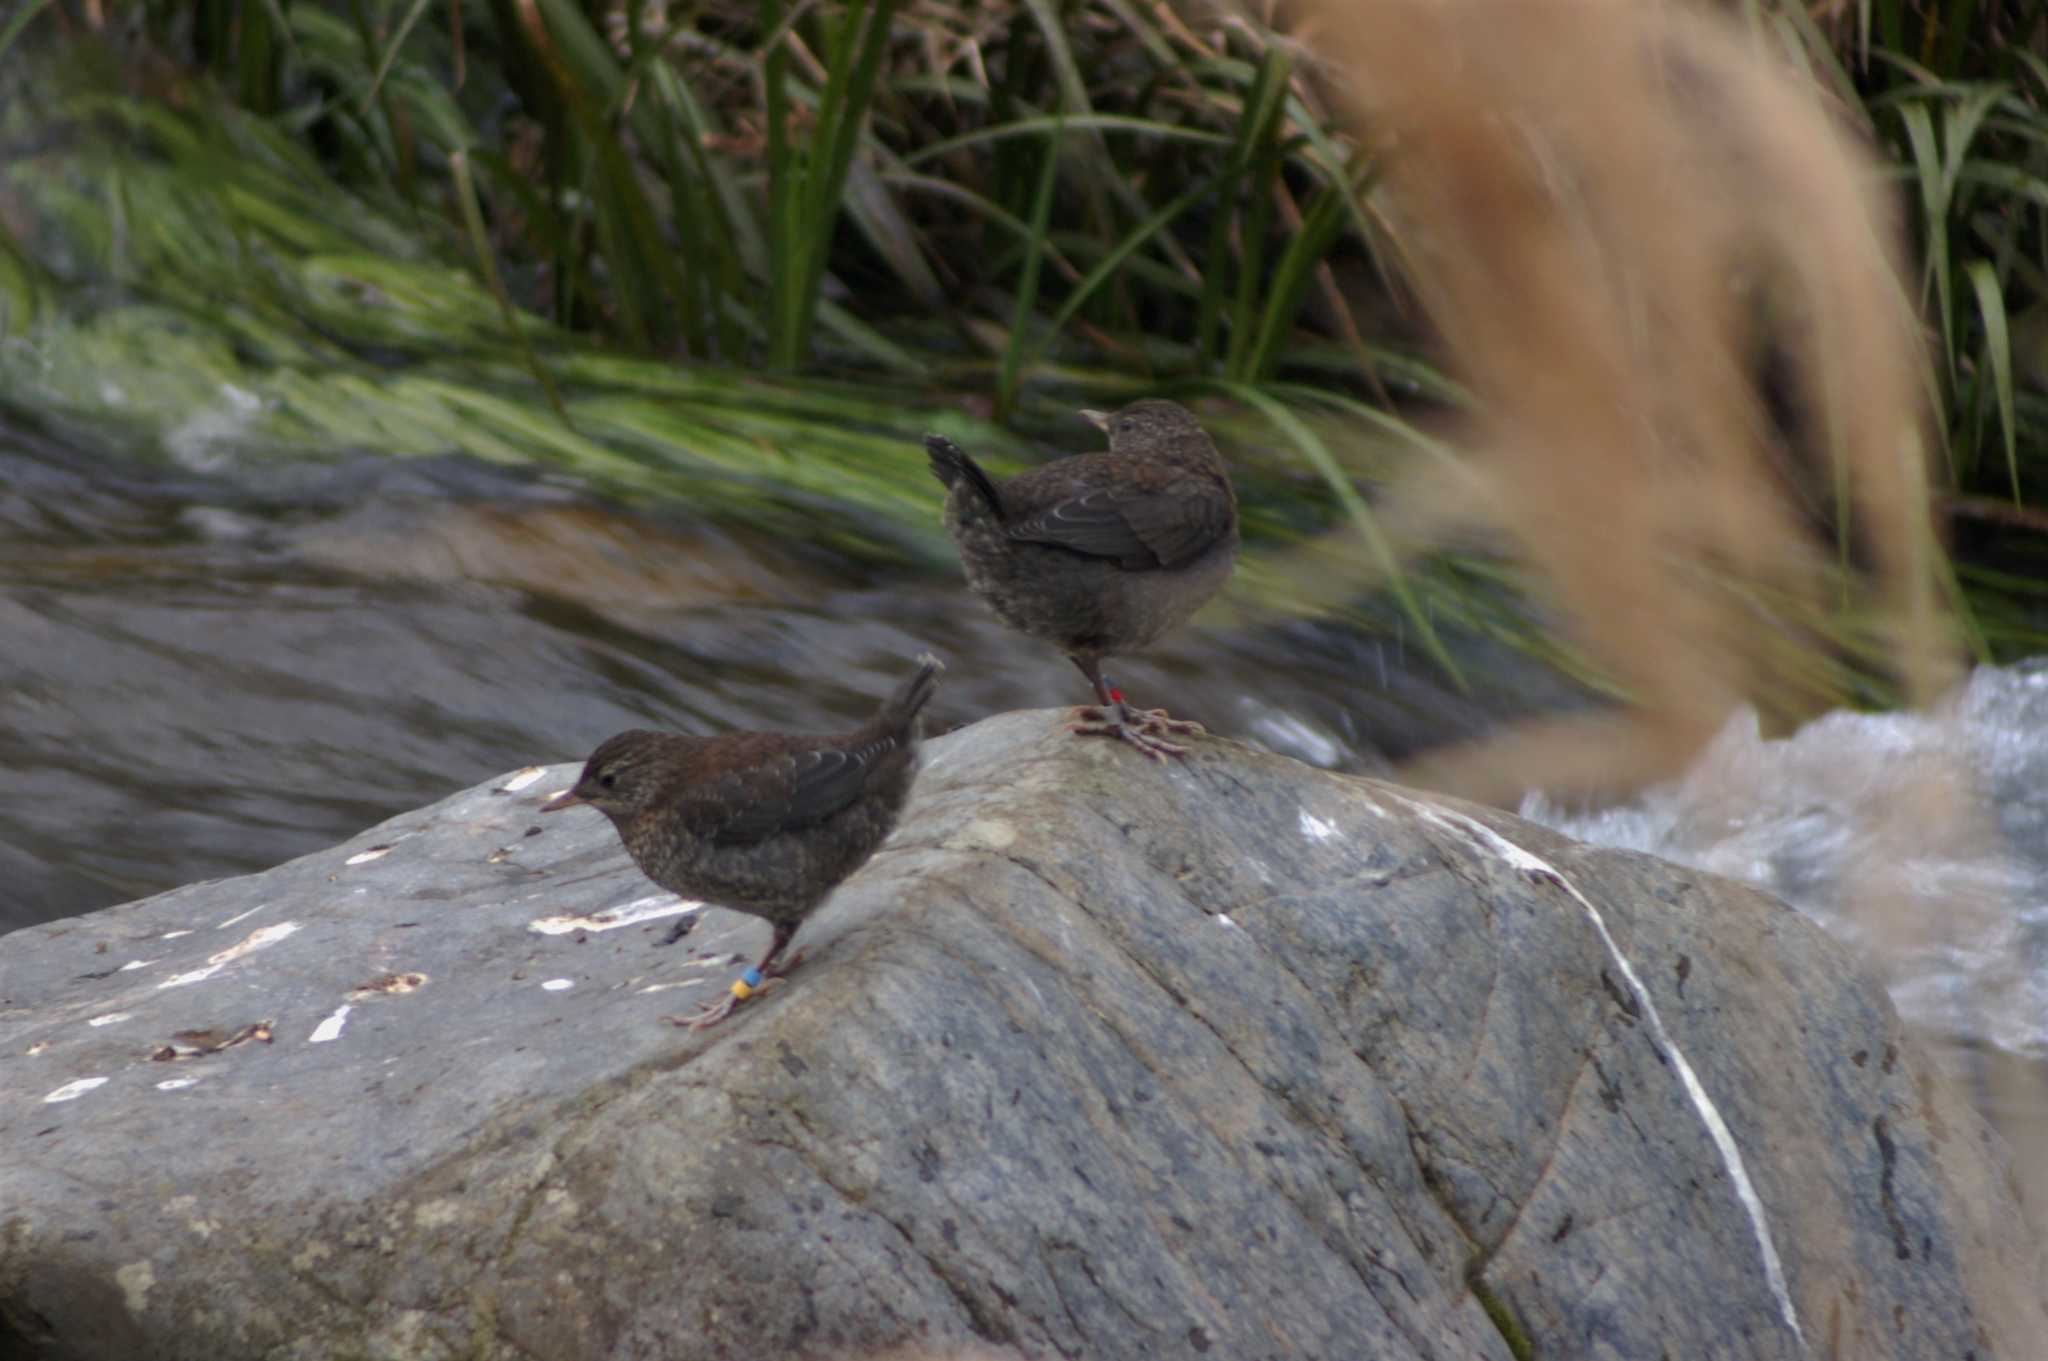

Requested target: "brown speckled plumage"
[
  {"left": 542, "top": 654, "right": 941, "bottom": 1025},
  {"left": 926, "top": 399, "right": 1237, "bottom": 758}
]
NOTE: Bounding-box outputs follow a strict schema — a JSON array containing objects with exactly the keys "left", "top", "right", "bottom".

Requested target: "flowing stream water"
[{"left": 0, "top": 413, "right": 1558, "bottom": 929}]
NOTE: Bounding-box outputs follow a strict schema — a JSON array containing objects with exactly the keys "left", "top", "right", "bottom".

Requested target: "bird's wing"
[
  {"left": 1005, "top": 467, "right": 1232, "bottom": 569},
  {"left": 688, "top": 736, "right": 902, "bottom": 845}
]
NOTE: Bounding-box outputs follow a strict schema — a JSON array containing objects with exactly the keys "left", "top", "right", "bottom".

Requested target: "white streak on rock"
[
  {"left": 160, "top": 930, "right": 193, "bottom": 939},
  {"left": 309, "top": 1004, "right": 353, "bottom": 1044},
  {"left": 118, "top": 959, "right": 153, "bottom": 971},
  {"left": 87, "top": 1013, "right": 132, "bottom": 1028},
  {"left": 542, "top": 979, "right": 574, "bottom": 992},
  {"left": 1298, "top": 809, "right": 1338, "bottom": 841},
  {"left": 529, "top": 895, "right": 699, "bottom": 935},
  {"left": 1408, "top": 799, "right": 1807, "bottom": 1349},
  {"left": 345, "top": 846, "right": 391, "bottom": 865},
  {"left": 44, "top": 1077, "right": 109, "bottom": 1103},
  {"left": 498, "top": 766, "right": 547, "bottom": 792},
  {"left": 217, "top": 902, "right": 271, "bottom": 929},
  {"left": 158, "top": 922, "right": 300, "bottom": 990},
  {"left": 156, "top": 1078, "right": 199, "bottom": 1091}
]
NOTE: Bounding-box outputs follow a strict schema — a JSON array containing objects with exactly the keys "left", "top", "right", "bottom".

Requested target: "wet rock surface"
[{"left": 0, "top": 710, "right": 2039, "bottom": 1360}]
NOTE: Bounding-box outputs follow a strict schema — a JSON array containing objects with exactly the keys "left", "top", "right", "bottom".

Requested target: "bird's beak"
[
  {"left": 1080, "top": 409, "right": 1111, "bottom": 433},
  {"left": 539, "top": 789, "right": 584, "bottom": 813}
]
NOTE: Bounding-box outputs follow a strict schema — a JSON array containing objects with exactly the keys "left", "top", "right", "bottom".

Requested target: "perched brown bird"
[
  {"left": 926, "top": 399, "right": 1238, "bottom": 759},
  {"left": 541, "top": 654, "right": 942, "bottom": 1028}
]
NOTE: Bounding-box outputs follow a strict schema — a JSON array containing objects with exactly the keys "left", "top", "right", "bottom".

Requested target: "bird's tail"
[
  {"left": 877, "top": 651, "right": 945, "bottom": 739},
  {"left": 925, "top": 435, "right": 1005, "bottom": 519}
]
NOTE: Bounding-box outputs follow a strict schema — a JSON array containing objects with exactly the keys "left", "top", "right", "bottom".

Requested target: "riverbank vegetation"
[{"left": 5, "top": 0, "right": 2048, "bottom": 728}]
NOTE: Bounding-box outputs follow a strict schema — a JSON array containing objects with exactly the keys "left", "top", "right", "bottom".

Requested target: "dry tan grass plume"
[{"left": 1296, "top": 0, "right": 1958, "bottom": 804}]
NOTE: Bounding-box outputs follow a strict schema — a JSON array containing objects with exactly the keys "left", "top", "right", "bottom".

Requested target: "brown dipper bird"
[
  {"left": 926, "top": 399, "right": 1238, "bottom": 759},
  {"left": 540, "top": 653, "right": 942, "bottom": 1028}
]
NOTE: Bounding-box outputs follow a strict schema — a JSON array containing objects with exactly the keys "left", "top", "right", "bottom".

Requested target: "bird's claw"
[
  {"left": 663, "top": 972, "right": 786, "bottom": 1030},
  {"left": 666, "top": 997, "right": 737, "bottom": 1030},
  {"left": 1125, "top": 706, "right": 1206, "bottom": 738},
  {"left": 1067, "top": 705, "right": 1195, "bottom": 760}
]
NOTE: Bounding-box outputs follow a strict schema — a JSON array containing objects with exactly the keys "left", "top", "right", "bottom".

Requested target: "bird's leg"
[
  {"left": 1065, "top": 656, "right": 1199, "bottom": 760},
  {"left": 673, "top": 923, "right": 801, "bottom": 1030},
  {"left": 757, "top": 921, "right": 804, "bottom": 979},
  {"left": 1073, "top": 656, "right": 1208, "bottom": 739},
  {"left": 1075, "top": 653, "right": 1119, "bottom": 710}
]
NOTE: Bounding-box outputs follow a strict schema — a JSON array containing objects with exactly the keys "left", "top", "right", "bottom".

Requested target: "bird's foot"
[
  {"left": 664, "top": 967, "right": 786, "bottom": 1030},
  {"left": 666, "top": 995, "right": 738, "bottom": 1030},
  {"left": 763, "top": 948, "right": 806, "bottom": 980},
  {"left": 1123, "top": 706, "right": 1206, "bottom": 738},
  {"left": 1068, "top": 705, "right": 1194, "bottom": 761}
]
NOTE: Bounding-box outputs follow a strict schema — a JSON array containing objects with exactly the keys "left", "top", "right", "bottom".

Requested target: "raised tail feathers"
[
  {"left": 877, "top": 651, "right": 944, "bottom": 739},
  {"left": 925, "top": 435, "right": 1006, "bottom": 519}
]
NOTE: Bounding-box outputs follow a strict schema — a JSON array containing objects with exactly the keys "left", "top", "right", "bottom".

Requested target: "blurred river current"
[{"left": 0, "top": 414, "right": 1522, "bottom": 929}]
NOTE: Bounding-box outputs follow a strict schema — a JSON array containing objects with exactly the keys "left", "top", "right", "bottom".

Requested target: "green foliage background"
[{"left": 4, "top": 0, "right": 2048, "bottom": 681}]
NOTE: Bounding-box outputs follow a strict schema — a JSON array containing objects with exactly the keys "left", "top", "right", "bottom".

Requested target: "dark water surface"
[{"left": 0, "top": 416, "right": 1551, "bottom": 932}]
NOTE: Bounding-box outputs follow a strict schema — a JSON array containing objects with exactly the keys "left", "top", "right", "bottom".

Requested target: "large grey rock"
[{"left": 0, "top": 711, "right": 2039, "bottom": 1360}]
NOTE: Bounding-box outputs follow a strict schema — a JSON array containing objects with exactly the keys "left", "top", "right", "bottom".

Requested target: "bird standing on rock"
[
  {"left": 926, "top": 399, "right": 1239, "bottom": 759},
  {"left": 541, "top": 654, "right": 943, "bottom": 1028}
]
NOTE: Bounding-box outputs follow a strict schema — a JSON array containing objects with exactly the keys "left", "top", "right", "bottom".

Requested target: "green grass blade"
[
  {"left": 996, "top": 118, "right": 1065, "bottom": 419},
  {"left": 799, "top": 0, "right": 899, "bottom": 359},
  {"left": 450, "top": 148, "right": 570, "bottom": 426},
  {"left": 1222, "top": 50, "right": 1291, "bottom": 380},
  {"left": 1010, "top": 178, "right": 1216, "bottom": 388},
  {"left": 762, "top": 0, "right": 795, "bottom": 364},
  {"left": 1940, "top": 83, "right": 2007, "bottom": 206},
  {"left": 1769, "top": 6, "right": 1864, "bottom": 116},
  {"left": 518, "top": 0, "right": 692, "bottom": 350},
  {"left": 1963, "top": 257, "right": 2018, "bottom": 502},
  {"left": 1243, "top": 181, "right": 1351, "bottom": 383},
  {"left": 363, "top": 0, "right": 436, "bottom": 110},
  {"left": 1208, "top": 381, "right": 1466, "bottom": 687},
  {"left": 0, "top": 0, "right": 56, "bottom": 61},
  {"left": 1896, "top": 102, "right": 1955, "bottom": 384},
  {"left": 901, "top": 116, "right": 1231, "bottom": 167}
]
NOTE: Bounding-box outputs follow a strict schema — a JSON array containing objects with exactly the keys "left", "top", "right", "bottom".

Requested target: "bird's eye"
[
  {"left": 598, "top": 771, "right": 618, "bottom": 790},
  {"left": 1117, "top": 417, "right": 1136, "bottom": 434}
]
